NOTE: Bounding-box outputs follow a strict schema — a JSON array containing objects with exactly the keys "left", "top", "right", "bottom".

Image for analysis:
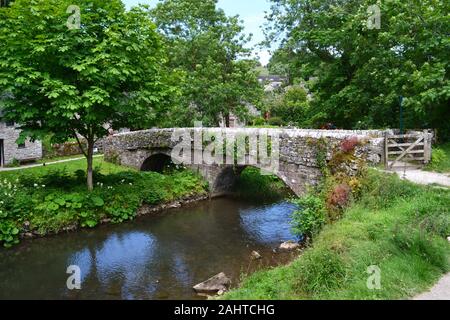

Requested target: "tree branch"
[{"left": 73, "top": 131, "right": 88, "bottom": 158}]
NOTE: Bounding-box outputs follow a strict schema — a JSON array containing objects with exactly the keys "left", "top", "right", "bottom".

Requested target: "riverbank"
[
  {"left": 223, "top": 170, "right": 450, "bottom": 300},
  {"left": 0, "top": 157, "right": 209, "bottom": 247}
]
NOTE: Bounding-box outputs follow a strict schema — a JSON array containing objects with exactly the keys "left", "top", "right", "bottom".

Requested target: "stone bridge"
[{"left": 103, "top": 128, "right": 386, "bottom": 196}]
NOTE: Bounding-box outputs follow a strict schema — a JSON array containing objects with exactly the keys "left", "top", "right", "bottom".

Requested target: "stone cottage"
[{"left": 0, "top": 116, "right": 43, "bottom": 167}]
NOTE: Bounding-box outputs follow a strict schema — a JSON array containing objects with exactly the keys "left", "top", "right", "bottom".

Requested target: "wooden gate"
[{"left": 384, "top": 131, "right": 432, "bottom": 170}]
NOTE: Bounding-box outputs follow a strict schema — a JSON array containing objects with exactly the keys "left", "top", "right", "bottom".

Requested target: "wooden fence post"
[
  {"left": 384, "top": 131, "right": 389, "bottom": 170},
  {"left": 423, "top": 130, "right": 432, "bottom": 164}
]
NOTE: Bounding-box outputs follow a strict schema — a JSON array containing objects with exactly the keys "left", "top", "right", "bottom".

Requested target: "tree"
[
  {"left": 149, "top": 0, "right": 263, "bottom": 127},
  {"left": 266, "top": 85, "right": 309, "bottom": 126},
  {"left": 265, "top": 0, "right": 450, "bottom": 139},
  {"left": 0, "top": 0, "right": 172, "bottom": 190}
]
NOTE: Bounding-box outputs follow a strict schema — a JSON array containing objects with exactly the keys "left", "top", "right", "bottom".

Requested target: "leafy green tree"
[
  {"left": 0, "top": 0, "right": 172, "bottom": 190},
  {"left": 265, "top": 0, "right": 450, "bottom": 139},
  {"left": 267, "top": 85, "right": 309, "bottom": 126},
  {"left": 149, "top": 0, "right": 263, "bottom": 127}
]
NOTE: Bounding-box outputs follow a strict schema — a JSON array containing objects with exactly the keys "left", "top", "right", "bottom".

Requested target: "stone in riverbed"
[
  {"left": 279, "top": 240, "right": 300, "bottom": 251},
  {"left": 193, "top": 272, "right": 231, "bottom": 295},
  {"left": 251, "top": 251, "right": 262, "bottom": 260},
  {"left": 22, "top": 232, "right": 34, "bottom": 239}
]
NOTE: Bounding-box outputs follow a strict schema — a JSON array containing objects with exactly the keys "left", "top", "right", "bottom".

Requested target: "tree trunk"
[
  {"left": 87, "top": 138, "right": 94, "bottom": 191},
  {"left": 225, "top": 113, "right": 230, "bottom": 128}
]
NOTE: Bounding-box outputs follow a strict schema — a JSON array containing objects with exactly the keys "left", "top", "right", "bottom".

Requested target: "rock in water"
[
  {"left": 279, "top": 240, "right": 300, "bottom": 251},
  {"left": 193, "top": 273, "right": 231, "bottom": 295},
  {"left": 251, "top": 251, "right": 262, "bottom": 260}
]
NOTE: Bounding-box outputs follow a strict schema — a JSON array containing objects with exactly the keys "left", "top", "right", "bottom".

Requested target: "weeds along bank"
[
  {"left": 224, "top": 139, "right": 450, "bottom": 300},
  {"left": 0, "top": 158, "right": 208, "bottom": 248}
]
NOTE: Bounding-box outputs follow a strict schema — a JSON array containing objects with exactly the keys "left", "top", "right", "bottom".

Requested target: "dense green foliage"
[
  {"left": 264, "top": 85, "right": 310, "bottom": 126},
  {"left": 234, "top": 167, "right": 291, "bottom": 201},
  {"left": 0, "top": 0, "right": 173, "bottom": 189},
  {"left": 291, "top": 194, "right": 326, "bottom": 239},
  {"left": 0, "top": 158, "right": 207, "bottom": 247},
  {"left": 149, "top": 0, "right": 263, "bottom": 127},
  {"left": 224, "top": 170, "right": 450, "bottom": 299},
  {"left": 425, "top": 143, "right": 450, "bottom": 173},
  {"left": 265, "top": 0, "right": 450, "bottom": 138}
]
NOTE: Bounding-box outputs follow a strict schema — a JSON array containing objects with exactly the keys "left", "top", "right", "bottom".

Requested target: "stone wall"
[
  {"left": 103, "top": 128, "right": 386, "bottom": 196},
  {"left": 0, "top": 122, "right": 42, "bottom": 166}
]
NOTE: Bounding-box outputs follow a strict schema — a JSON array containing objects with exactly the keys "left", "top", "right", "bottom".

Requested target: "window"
[
  {"left": 5, "top": 121, "right": 14, "bottom": 127},
  {"left": 18, "top": 142, "right": 25, "bottom": 149}
]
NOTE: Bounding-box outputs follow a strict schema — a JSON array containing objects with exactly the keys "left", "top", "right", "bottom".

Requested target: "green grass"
[
  {"left": 0, "top": 157, "right": 208, "bottom": 247},
  {"left": 1, "top": 156, "right": 130, "bottom": 178},
  {"left": 223, "top": 170, "right": 450, "bottom": 300},
  {"left": 425, "top": 142, "right": 450, "bottom": 173}
]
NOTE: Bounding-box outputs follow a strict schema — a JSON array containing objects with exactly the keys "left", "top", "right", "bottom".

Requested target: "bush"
[
  {"left": 326, "top": 183, "right": 352, "bottom": 212},
  {"left": 251, "top": 117, "right": 266, "bottom": 126},
  {"left": 267, "top": 117, "right": 284, "bottom": 126},
  {"left": 291, "top": 195, "right": 326, "bottom": 238},
  {"left": 340, "top": 136, "right": 360, "bottom": 153}
]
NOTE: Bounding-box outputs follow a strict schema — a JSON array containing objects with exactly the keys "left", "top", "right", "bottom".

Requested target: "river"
[{"left": 0, "top": 197, "right": 298, "bottom": 300}]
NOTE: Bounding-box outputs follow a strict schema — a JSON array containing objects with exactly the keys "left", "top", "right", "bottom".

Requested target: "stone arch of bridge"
[
  {"left": 140, "top": 152, "right": 174, "bottom": 173},
  {"left": 137, "top": 152, "right": 304, "bottom": 196},
  {"left": 211, "top": 164, "right": 297, "bottom": 196}
]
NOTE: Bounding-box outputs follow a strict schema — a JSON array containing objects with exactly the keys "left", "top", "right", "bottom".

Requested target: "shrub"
[
  {"left": 0, "top": 220, "right": 20, "bottom": 248},
  {"left": 251, "top": 117, "right": 266, "bottom": 126},
  {"left": 267, "top": 117, "right": 284, "bottom": 126},
  {"left": 291, "top": 195, "right": 326, "bottom": 238},
  {"left": 326, "top": 183, "right": 352, "bottom": 212},
  {"left": 340, "top": 136, "right": 359, "bottom": 153}
]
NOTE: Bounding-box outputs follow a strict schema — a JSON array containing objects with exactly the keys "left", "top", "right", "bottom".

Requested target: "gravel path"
[
  {"left": 414, "top": 273, "right": 450, "bottom": 300},
  {"left": 0, "top": 155, "right": 103, "bottom": 172},
  {"left": 394, "top": 168, "right": 450, "bottom": 188}
]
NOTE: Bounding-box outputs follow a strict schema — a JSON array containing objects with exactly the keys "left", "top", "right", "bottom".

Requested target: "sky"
[{"left": 121, "top": 0, "right": 273, "bottom": 65}]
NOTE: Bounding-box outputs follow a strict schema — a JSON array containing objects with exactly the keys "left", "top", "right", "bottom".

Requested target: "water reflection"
[
  {"left": 0, "top": 198, "right": 297, "bottom": 300},
  {"left": 239, "top": 202, "right": 298, "bottom": 244}
]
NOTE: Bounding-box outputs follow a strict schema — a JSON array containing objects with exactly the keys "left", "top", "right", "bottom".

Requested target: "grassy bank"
[
  {"left": 425, "top": 142, "right": 450, "bottom": 173},
  {"left": 224, "top": 170, "right": 450, "bottom": 300},
  {"left": 0, "top": 157, "right": 208, "bottom": 247}
]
